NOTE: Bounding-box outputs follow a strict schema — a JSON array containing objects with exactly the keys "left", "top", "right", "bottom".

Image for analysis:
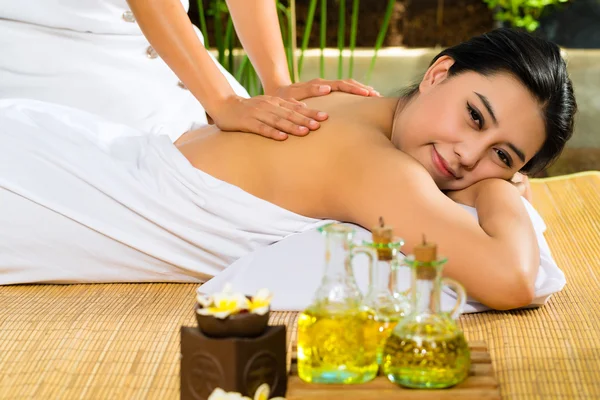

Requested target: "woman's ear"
[{"left": 419, "top": 55, "right": 455, "bottom": 94}]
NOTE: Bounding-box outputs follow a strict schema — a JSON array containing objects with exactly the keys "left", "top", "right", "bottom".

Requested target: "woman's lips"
[{"left": 432, "top": 146, "right": 457, "bottom": 179}]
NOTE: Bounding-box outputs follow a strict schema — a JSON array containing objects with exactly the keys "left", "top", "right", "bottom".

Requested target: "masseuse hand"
[
  {"left": 210, "top": 79, "right": 380, "bottom": 140},
  {"left": 271, "top": 78, "right": 381, "bottom": 101}
]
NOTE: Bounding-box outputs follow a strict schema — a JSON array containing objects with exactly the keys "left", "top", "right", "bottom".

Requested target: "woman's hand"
[
  {"left": 511, "top": 172, "right": 533, "bottom": 202},
  {"left": 271, "top": 78, "right": 381, "bottom": 100},
  {"left": 210, "top": 94, "right": 327, "bottom": 140},
  {"left": 445, "top": 181, "right": 486, "bottom": 208},
  {"left": 446, "top": 175, "right": 531, "bottom": 207}
]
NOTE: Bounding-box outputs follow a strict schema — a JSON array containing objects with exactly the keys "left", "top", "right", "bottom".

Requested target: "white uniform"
[
  {"left": 0, "top": 99, "right": 328, "bottom": 284},
  {"left": 0, "top": 0, "right": 249, "bottom": 142}
]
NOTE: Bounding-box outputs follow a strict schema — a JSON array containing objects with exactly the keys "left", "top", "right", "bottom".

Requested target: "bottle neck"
[
  {"left": 371, "top": 245, "right": 400, "bottom": 294},
  {"left": 411, "top": 266, "right": 441, "bottom": 315},
  {"left": 324, "top": 232, "right": 353, "bottom": 281},
  {"left": 371, "top": 259, "right": 393, "bottom": 292}
]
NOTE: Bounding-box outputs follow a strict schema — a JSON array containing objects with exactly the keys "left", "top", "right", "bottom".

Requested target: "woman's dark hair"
[{"left": 405, "top": 28, "right": 577, "bottom": 175}]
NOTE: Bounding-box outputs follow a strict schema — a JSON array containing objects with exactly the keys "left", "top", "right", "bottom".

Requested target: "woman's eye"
[
  {"left": 495, "top": 149, "right": 512, "bottom": 167},
  {"left": 467, "top": 104, "right": 483, "bottom": 129}
]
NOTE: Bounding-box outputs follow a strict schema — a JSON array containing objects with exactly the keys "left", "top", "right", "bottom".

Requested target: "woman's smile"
[{"left": 431, "top": 145, "right": 459, "bottom": 180}]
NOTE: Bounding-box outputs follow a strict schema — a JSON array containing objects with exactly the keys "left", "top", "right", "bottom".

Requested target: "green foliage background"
[
  {"left": 197, "top": 0, "right": 569, "bottom": 96},
  {"left": 482, "top": 0, "right": 570, "bottom": 31},
  {"left": 197, "top": 0, "right": 395, "bottom": 96}
]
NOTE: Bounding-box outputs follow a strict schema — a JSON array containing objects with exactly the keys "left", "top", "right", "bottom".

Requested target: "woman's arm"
[
  {"left": 127, "top": 0, "right": 378, "bottom": 138},
  {"left": 331, "top": 148, "right": 539, "bottom": 310}
]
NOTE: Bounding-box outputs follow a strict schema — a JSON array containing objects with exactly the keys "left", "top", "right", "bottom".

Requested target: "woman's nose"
[{"left": 454, "top": 142, "right": 484, "bottom": 170}]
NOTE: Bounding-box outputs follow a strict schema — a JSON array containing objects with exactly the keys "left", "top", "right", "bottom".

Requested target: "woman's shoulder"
[{"left": 321, "top": 142, "right": 440, "bottom": 222}]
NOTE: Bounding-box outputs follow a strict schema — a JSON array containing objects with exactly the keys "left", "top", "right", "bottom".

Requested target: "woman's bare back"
[{"left": 176, "top": 93, "right": 401, "bottom": 218}]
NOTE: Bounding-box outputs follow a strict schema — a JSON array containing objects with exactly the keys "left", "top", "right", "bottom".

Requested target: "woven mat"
[{"left": 1, "top": 172, "right": 599, "bottom": 399}]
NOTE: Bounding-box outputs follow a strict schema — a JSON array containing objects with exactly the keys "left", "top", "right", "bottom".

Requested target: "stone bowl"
[{"left": 195, "top": 303, "right": 270, "bottom": 338}]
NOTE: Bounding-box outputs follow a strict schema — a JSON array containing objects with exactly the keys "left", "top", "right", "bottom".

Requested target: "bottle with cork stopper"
[
  {"left": 297, "top": 223, "right": 380, "bottom": 384},
  {"left": 362, "top": 217, "right": 410, "bottom": 364},
  {"left": 381, "top": 235, "right": 471, "bottom": 389}
]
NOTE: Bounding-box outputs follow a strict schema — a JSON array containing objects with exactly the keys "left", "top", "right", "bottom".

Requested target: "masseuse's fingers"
[
  {"left": 278, "top": 98, "right": 326, "bottom": 124},
  {"left": 211, "top": 95, "right": 326, "bottom": 140},
  {"left": 256, "top": 98, "right": 322, "bottom": 137},
  {"left": 322, "top": 78, "right": 381, "bottom": 97},
  {"left": 275, "top": 78, "right": 380, "bottom": 102}
]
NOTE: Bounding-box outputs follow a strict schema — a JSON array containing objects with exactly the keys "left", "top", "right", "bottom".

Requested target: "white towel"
[
  {"left": 0, "top": 99, "right": 327, "bottom": 284},
  {"left": 199, "top": 200, "right": 566, "bottom": 313}
]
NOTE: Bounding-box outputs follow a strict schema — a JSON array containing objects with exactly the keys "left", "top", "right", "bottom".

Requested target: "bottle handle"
[
  {"left": 351, "top": 245, "right": 378, "bottom": 294},
  {"left": 395, "top": 253, "right": 411, "bottom": 297},
  {"left": 442, "top": 277, "right": 467, "bottom": 320}
]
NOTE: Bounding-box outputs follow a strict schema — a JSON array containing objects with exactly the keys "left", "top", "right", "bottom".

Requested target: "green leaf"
[
  {"left": 320, "top": 0, "right": 327, "bottom": 78},
  {"left": 487, "top": 0, "right": 572, "bottom": 31},
  {"left": 197, "top": 0, "right": 210, "bottom": 48},
  {"left": 348, "top": 0, "right": 360, "bottom": 78},
  {"left": 367, "top": 0, "right": 395, "bottom": 83},
  {"left": 337, "top": 0, "right": 346, "bottom": 79},
  {"left": 298, "top": 0, "right": 318, "bottom": 77}
]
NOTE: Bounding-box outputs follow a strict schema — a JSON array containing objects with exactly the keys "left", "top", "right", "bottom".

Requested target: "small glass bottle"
[
  {"left": 382, "top": 237, "right": 471, "bottom": 389},
  {"left": 297, "top": 223, "right": 379, "bottom": 384},
  {"left": 362, "top": 219, "right": 410, "bottom": 364}
]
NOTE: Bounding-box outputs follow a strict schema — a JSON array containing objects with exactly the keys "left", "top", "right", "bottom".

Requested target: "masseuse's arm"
[
  {"left": 226, "top": 0, "right": 379, "bottom": 99},
  {"left": 332, "top": 149, "right": 539, "bottom": 310},
  {"left": 127, "top": 0, "right": 320, "bottom": 139},
  {"left": 127, "top": 0, "right": 378, "bottom": 139}
]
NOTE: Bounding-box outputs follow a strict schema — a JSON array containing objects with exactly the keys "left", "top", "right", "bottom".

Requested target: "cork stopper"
[
  {"left": 414, "top": 235, "right": 437, "bottom": 280},
  {"left": 372, "top": 217, "right": 393, "bottom": 260}
]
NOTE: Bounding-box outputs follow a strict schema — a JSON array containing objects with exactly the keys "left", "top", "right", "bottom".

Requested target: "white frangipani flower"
[
  {"left": 195, "top": 284, "right": 272, "bottom": 319},
  {"left": 196, "top": 293, "right": 212, "bottom": 308},
  {"left": 207, "top": 388, "right": 251, "bottom": 400},
  {"left": 206, "top": 383, "right": 286, "bottom": 400},
  {"left": 249, "top": 288, "right": 273, "bottom": 316}
]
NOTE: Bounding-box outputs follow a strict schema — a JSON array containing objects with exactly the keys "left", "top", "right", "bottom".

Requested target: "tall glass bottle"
[
  {"left": 362, "top": 220, "right": 410, "bottom": 364},
  {"left": 297, "top": 223, "right": 379, "bottom": 384},
  {"left": 382, "top": 238, "right": 471, "bottom": 388}
]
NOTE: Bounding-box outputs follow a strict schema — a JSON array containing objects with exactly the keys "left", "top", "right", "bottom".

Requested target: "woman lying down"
[{"left": 0, "top": 29, "right": 576, "bottom": 310}]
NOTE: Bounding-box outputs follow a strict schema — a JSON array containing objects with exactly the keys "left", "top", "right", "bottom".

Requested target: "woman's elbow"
[
  {"left": 482, "top": 273, "right": 536, "bottom": 311},
  {"left": 488, "top": 284, "right": 535, "bottom": 311}
]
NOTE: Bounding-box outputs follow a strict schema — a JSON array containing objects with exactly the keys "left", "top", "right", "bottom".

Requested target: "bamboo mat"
[
  {"left": 458, "top": 171, "right": 600, "bottom": 399},
  {"left": 1, "top": 172, "right": 599, "bottom": 399}
]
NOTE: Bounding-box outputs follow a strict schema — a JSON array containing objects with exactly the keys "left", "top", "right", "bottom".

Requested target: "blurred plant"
[
  {"left": 198, "top": 0, "right": 264, "bottom": 96},
  {"left": 196, "top": 0, "right": 396, "bottom": 96},
  {"left": 297, "top": 0, "right": 395, "bottom": 83},
  {"left": 482, "top": 0, "right": 570, "bottom": 32}
]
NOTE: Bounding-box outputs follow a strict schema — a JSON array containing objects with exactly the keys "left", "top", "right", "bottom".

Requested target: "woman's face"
[{"left": 392, "top": 56, "right": 546, "bottom": 191}]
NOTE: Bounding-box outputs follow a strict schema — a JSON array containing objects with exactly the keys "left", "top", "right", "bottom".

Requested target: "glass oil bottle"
[
  {"left": 362, "top": 218, "right": 410, "bottom": 364},
  {"left": 382, "top": 237, "right": 471, "bottom": 388},
  {"left": 297, "top": 223, "right": 379, "bottom": 384}
]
